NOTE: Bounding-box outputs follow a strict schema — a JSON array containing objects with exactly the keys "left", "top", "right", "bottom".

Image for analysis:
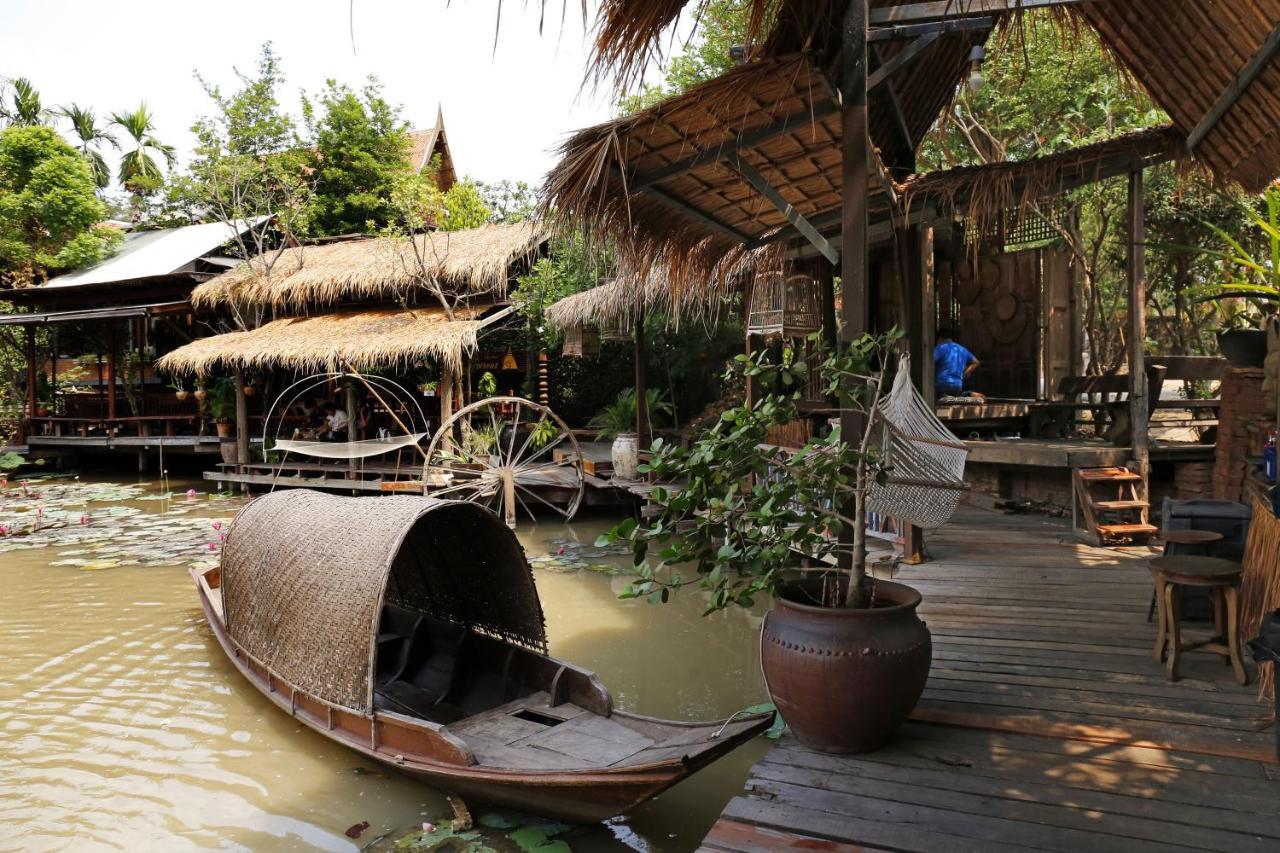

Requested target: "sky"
[{"left": 0, "top": 0, "right": 636, "bottom": 190}]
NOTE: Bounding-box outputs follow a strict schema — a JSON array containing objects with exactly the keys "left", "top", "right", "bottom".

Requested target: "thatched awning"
[
  {"left": 545, "top": 272, "right": 735, "bottom": 330},
  {"left": 155, "top": 306, "right": 497, "bottom": 376},
  {"left": 192, "top": 222, "right": 546, "bottom": 312}
]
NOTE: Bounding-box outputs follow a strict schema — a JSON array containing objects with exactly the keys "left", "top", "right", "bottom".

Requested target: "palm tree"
[
  {"left": 110, "top": 103, "right": 176, "bottom": 190},
  {"left": 0, "top": 77, "right": 49, "bottom": 127},
  {"left": 59, "top": 103, "right": 118, "bottom": 189}
]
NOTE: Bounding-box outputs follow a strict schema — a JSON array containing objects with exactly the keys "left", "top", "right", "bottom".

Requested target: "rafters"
[
  {"left": 729, "top": 155, "right": 840, "bottom": 264},
  {"left": 869, "top": 0, "right": 1090, "bottom": 25},
  {"left": 1187, "top": 21, "right": 1280, "bottom": 152}
]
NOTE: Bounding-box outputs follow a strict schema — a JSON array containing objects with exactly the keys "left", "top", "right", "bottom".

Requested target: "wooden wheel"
[{"left": 423, "top": 397, "right": 584, "bottom": 528}]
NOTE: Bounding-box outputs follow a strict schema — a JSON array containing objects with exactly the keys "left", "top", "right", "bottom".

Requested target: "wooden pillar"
[
  {"left": 24, "top": 326, "right": 37, "bottom": 435},
  {"left": 902, "top": 223, "right": 935, "bottom": 564},
  {"left": 1127, "top": 169, "right": 1150, "bottom": 500},
  {"left": 439, "top": 363, "right": 454, "bottom": 432},
  {"left": 106, "top": 324, "right": 118, "bottom": 426},
  {"left": 634, "top": 303, "right": 649, "bottom": 448},
  {"left": 234, "top": 367, "right": 250, "bottom": 471},
  {"left": 50, "top": 328, "right": 58, "bottom": 416},
  {"left": 838, "top": 0, "right": 870, "bottom": 575},
  {"left": 345, "top": 380, "right": 358, "bottom": 482},
  {"left": 136, "top": 317, "right": 146, "bottom": 417},
  {"left": 537, "top": 352, "right": 549, "bottom": 406}
]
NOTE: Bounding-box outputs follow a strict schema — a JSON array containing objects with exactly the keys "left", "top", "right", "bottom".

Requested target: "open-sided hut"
[{"left": 547, "top": 0, "right": 1280, "bottom": 549}]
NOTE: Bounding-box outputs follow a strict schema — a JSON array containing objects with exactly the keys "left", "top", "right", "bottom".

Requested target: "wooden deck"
[{"left": 703, "top": 509, "right": 1278, "bottom": 853}]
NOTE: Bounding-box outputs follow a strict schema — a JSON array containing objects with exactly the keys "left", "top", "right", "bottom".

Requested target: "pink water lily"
[
  {"left": 186, "top": 488, "right": 198, "bottom": 498},
  {"left": 35, "top": 507, "right": 43, "bottom": 517},
  {"left": 218, "top": 532, "right": 226, "bottom": 541},
  {"left": 211, "top": 521, "right": 222, "bottom": 531},
  {"left": 80, "top": 515, "right": 89, "bottom": 525},
  {"left": 208, "top": 542, "right": 217, "bottom": 552}
]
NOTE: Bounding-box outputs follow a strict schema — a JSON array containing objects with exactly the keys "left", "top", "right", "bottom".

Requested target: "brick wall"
[{"left": 1212, "top": 367, "right": 1269, "bottom": 501}]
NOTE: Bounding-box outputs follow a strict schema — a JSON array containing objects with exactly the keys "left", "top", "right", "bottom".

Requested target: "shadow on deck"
[{"left": 702, "top": 508, "right": 1278, "bottom": 853}]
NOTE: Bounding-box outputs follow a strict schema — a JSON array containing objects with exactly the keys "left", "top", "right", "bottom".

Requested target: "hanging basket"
[
  {"left": 562, "top": 323, "right": 600, "bottom": 358},
  {"left": 747, "top": 271, "right": 822, "bottom": 339}
]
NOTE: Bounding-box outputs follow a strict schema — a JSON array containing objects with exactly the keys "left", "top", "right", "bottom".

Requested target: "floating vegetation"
[
  {"left": 388, "top": 815, "right": 574, "bottom": 852},
  {"left": 0, "top": 478, "right": 244, "bottom": 572},
  {"left": 527, "top": 537, "right": 634, "bottom": 577}
]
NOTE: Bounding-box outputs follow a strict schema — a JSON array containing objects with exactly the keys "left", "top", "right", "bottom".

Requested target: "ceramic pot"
[
  {"left": 1218, "top": 329, "right": 1267, "bottom": 368},
  {"left": 611, "top": 433, "right": 639, "bottom": 480},
  {"left": 215, "top": 420, "right": 234, "bottom": 439},
  {"left": 175, "top": 390, "right": 189, "bottom": 402},
  {"left": 761, "top": 576, "right": 931, "bottom": 754}
]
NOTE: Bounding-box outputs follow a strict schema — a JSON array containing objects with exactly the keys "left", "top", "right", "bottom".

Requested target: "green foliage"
[
  {"left": 110, "top": 103, "right": 176, "bottom": 196},
  {"left": 0, "top": 77, "right": 49, "bottom": 128},
  {"left": 477, "top": 371, "right": 498, "bottom": 397},
  {"left": 601, "top": 332, "right": 900, "bottom": 613},
  {"left": 0, "top": 125, "right": 119, "bottom": 286},
  {"left": 57, "top": 104, "right": 118, "bottom": 190},
  {"left": 442, "top": 179, "right": 493, "bottom": 231},
  {"left": 514, "top": 232, "right": 612, "bottom": 350},
  {"left": 589, "top": 386, "right": 674, "bottom": 440},
  {"left": 475, "top": 179, "right": 539, "bottom": 223},
  {"left": 203, "top": 377, "right": 237, "bottom": 422},
  {"left": 303, "top": 77, "right": 412, "bottom": 235}
]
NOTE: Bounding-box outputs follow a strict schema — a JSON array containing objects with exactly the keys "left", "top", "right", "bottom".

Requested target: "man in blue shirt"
[{"left": 934, "top": 327, "right": 983, "bottom": 399}]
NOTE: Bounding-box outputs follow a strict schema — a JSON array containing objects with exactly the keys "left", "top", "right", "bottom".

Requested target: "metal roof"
[
  {"left": 0, "top": 301, "right": 189, "bottom": 326},
  {"left": 42, "top": 218, "right": 268, "bottom": 289}
]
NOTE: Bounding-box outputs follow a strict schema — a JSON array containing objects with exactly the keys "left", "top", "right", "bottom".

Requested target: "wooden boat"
[{"left": 193, "top": 490, "right": 770, "bottom": 823}]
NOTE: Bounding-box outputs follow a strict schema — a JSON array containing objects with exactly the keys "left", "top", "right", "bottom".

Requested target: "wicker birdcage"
[
  {"left": 561, "top": 323, "right": 600, "bottom": 357},
  {"left": 747, "top": 271, "right": 822, "bottom": 339},
  {"left": 600, "top": 315, "right": 632, "bottom": 342}
]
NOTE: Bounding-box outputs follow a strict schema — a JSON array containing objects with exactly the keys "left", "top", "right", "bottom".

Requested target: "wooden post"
[
  {"left": 839, "top": 0, "right": 870, "bottom": 577},
  {"left": 24, "top": 326, "right": 37, "bottom": 440},
  {"left": 537, "top": 352, "right": 549, "bottom": 406},
  {"left": 234, "top": 367, "right": 250, "bottom": 471},
  {"left": 345, "top": 381, "right": 358, "bottom": 482},
  {"left": 136, "top": 317, "right": 146, "bottom": 418},
  {"left": 635, "top": 303, "right": 649, "bottom": 448},
  {"left": 902, "top": 223, "right": 933, "bottom": 564},
  {"left": 439, "top": 363, "right": 454, "bottom": 432},
  {"left": 1127, "top": 169, "right": 1150, "bottom": 501},
  {"left": 50, "top": 328, "right": 58, "bottom": 417},
  {"left": 106, "top": 324, "right": 117, "bottom": 426}
]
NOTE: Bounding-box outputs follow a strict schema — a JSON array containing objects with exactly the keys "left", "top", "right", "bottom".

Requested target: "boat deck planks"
[{"left": 703, "top": 508, "right": 1279, "bottom": 852}]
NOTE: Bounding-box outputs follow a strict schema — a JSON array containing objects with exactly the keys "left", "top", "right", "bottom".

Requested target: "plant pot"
[
  {"left": 35, "top": 406, "right": 49, "bottom": 418},
  {"left": 193, "top": 389, "right": 208, "bottom": 403},
  {"left": 1217, "top": 329, "right": 1267, "bottom": 368},
  {"left": 761, "top": 576, "right": 931, "bottom": 754},
  {"left": 611, "top": 432, "right": 639, "bottom": 480},
  {"left": 175, "top": 390, "right": 189, "bottom": 402},
  {"left": 219, "top": 438, "right": 238, "bottom": 466},
  {"left": 215, "top": 420, "right": 234, "bottom": 439},
  {"left": 243, "top": 385, "right": 256, "bottom": 397}
]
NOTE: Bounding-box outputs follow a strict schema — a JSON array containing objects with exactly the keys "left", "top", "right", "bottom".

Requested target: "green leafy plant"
[
  {"left": 468, "top": 424, "right": 497, "bottom": 457},
  {"left": 528, "top": 417, "right": 558, "bottom": 450},
  {"left": 477, "top": 371, "right": 498, "bottom": 398},
  {"left": 599, "top": 331, "right": 901, "bottom": 612},
  {"left": 204, "top": 376, "right": 237, "bottom": 422},
  {"left": 589, "top": 387, "right": 675, "bottom": 440}
]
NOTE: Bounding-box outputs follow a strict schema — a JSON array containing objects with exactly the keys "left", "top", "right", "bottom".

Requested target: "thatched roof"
[
  {"left": 552, "top": 1, "right": 1280, "bottom": 294},
  {"left": 191, "top": 222, "right": 546, "bottom": 312},
  {"left": 155, "top": 305, "right": 497, "bottom": 376},
  {"left": 221, "top": 490, "right": 545, "bottom": 713},
  {"left": 545, "top": 272, "right": 736, "bottom": 330}
]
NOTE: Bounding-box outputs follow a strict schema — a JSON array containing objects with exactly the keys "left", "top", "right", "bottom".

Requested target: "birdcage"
[
  {"left": 747, "top": 271, "right": 822, "bottom": 339},
  {"left": 561, "top": 323, "right": 600, "bottom": 357},
  {"left": 600, "top": 314, "right": 632, "bottom": 342}
]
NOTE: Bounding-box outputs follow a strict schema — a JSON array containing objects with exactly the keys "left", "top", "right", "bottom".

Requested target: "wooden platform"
[
  {"left": 964, "top": 437, "right": 1214, "bottom": 468},
  {"left": 703, "top": 509, "right": 1278, "bottom": 853}
]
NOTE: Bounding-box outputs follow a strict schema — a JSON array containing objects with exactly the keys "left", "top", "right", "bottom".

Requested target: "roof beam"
[
  {"left": 619, "top": 168, "right": 752, "bottom": 244},
  {"left": 1187, "top": 22, "right": 1280, "bottom": 152},
  {"left": 867, "top": 31, "right": 940, "bottom": 91},
  {"left": 630, "top": 101, "right": 840, "bottom": 191},
  {"left": 871, "top": 44, "right": 916, "bottom": 166},
  {"left": 869, "top": 16, "right": 995, "bottom": 41},
  {"left": 869, "top": 0, "right": 1089, "bottom": 25},
  {"left": 730, "top": 155, "right": 840, "bottom": 264}
]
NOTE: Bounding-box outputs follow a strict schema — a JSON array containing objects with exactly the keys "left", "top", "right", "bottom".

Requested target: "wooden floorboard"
[{"left": 704, "top": 509, "right": 1279, "bottom": 851}]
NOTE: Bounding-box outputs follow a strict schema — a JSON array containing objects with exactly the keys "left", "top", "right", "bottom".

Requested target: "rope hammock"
[
  {"left": 867, "top": 354, "right": 969, "bottom": 529},
  {"left": 271, "top": 433, "right": 429, "bottom": 461}
]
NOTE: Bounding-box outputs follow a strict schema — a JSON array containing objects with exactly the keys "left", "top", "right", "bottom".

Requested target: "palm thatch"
[
  {"left": 155, "top": 306, "right": 491, "bottom": 377},
  {"left": 192, "top": 222, "right": 546, "bottom": 312},
  {"left": 545, "top": 270, "right": 736, "bottom": 331}
]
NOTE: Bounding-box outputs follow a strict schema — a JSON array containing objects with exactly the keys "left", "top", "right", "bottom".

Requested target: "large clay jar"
[
  {"left": 611, "top": 432, "right": 639, "bottom": 480},
  {"left": 761, "top": 576, "right": 931, "bottom": 754}
]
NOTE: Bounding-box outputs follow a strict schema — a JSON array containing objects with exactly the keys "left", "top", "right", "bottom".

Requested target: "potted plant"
[
  {"left": 599, "top": 332, "right": 931, "bottom": 754},
  {"left": 589, "top": 387, "right": 674, "bottom": 480},
  {"left": 1179, "top": 183, "right": 1280, "bottom": 367},
  {"left": 205, "top": 377, "right": 237, "bottom": 438}
]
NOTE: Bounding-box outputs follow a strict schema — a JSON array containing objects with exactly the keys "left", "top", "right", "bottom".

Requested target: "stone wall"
[{"left": 1212, "top": 367, "right": 1270, "bottom": 501}]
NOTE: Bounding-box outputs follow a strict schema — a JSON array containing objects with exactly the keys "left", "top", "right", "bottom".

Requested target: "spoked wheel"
[{"left": 423, "top": 396, "right": 584, "bottom": 528}]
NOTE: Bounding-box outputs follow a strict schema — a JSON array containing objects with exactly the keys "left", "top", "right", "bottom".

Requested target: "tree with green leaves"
[
  {"left": 0, "top": 125, "right": 121, "bottom": 286},
  {"left": 303, "top": 78, "right": 412, "bottom": 235},
  {"left": 441, "top": 179, "right": 492, "bottom": 231},
  {"left": 58, "top": 104, "right": 118, "bottom": 190},
  {"left": 476, "top": 179, "right": 538, "bottom": 224},
  {"left": 0, "top": 77, "right": 49, "bottom": 128},
  {"left": 111, "top": 103, "right": 176, "bottom": 218}
]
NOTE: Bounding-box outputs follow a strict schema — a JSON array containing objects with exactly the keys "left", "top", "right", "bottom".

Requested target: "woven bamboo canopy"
[
  {"left": 155, "top": 305, "right": 492, "bottom": 376},
  {"left": 550, "top": 1, "right": 1280, "bottom": 295},
  {"left": 191, "top": 222, "right": 547, "bottom": 312},
  {"left": 220, "top": 490, "right": 546, "bottom": 713}
]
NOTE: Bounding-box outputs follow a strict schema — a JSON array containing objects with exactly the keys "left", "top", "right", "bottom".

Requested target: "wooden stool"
[
  {"left": 1149, "top": 555, "right": 1247, "bottom": 685},
  {"left": 1147, "top": 530, "right": 1225, "bottom": 622}
]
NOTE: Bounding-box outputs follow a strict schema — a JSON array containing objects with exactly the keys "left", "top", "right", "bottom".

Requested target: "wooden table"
[
  {"left": 1149, "top": 555, "right": 1247, "bottom": 685},
  {"left": 1147, "top": 529, "right": 1225, "bottom": 622}
]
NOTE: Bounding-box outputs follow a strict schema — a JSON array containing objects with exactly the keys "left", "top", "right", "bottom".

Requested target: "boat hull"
[{"left": 194, "top": 571, "right": 768, "bottom": 823}]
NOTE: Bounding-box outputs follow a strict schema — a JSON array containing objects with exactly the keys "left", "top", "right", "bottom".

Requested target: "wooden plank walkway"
[{"left": 702, "top": 509, "right": 1279, "bottom": 853}]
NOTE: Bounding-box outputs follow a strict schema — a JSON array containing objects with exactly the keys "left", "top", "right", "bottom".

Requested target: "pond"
[{"left": 0, "top": 476, "right": 768, "bottom": 852}]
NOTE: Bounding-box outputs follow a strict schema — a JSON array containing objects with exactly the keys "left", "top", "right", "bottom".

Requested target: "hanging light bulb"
[{"left": 967, "top": 45, "right": 986, "bottom": 92}]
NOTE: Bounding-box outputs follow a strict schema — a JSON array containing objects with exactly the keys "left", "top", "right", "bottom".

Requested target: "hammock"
[
  {"left": 867, "top": 355, "right": 969, "bottom": 529},
  {"left": 272, "top": 433, "right": 429, "bottom": 461}
]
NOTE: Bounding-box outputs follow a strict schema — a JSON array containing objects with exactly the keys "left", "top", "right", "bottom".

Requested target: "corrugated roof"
[{"left": 42, "top": 218, "right": 268, "bottom": 289}]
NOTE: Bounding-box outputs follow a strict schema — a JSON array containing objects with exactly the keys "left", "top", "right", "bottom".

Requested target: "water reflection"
[{"left": 0, "top": 487, "right": 767, "bottom": 852}]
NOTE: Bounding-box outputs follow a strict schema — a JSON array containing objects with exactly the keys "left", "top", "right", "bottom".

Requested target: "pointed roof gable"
[{"left": 407, "top": 106, "right": 457, "bottom": 191}]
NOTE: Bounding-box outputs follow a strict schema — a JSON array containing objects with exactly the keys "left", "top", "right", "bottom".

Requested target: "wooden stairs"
[{"left": 1072, "top": 467, "right": 1157, "bottom": 545}]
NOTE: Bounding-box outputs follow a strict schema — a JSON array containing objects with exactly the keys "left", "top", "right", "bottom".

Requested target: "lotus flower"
[
  {"left": 0, "top": 525, "right": 8, "bottom": 535},
  {"left": 218, "top": 532, "right": 226, "bottom": 541},
  {"left": 35, "top": 507, "right": 42, "bottom": 517},
  {"left": 208, "top": 542, "right": 217, "bottom": 552},
  {"left": 80, "top": 515, "right": 88, "bottom": 525},
  {"left": 186, "top": 488, "right": 198, "bottom": 498},
  {"left": 211, "top": 521, "right": 222, "bottom": 531}
]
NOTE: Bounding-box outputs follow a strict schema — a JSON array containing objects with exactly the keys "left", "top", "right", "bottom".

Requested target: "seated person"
[
  {"left": 934, "top": 327, "right": 984, "bottom": 399},
  {"left": 317, "top": 402, "right": 350, "bottom": 441}
]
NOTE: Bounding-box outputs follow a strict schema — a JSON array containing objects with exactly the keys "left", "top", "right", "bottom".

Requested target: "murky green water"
[{"left": 0, "top": 477, "right": 768, "bottom": 852}]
